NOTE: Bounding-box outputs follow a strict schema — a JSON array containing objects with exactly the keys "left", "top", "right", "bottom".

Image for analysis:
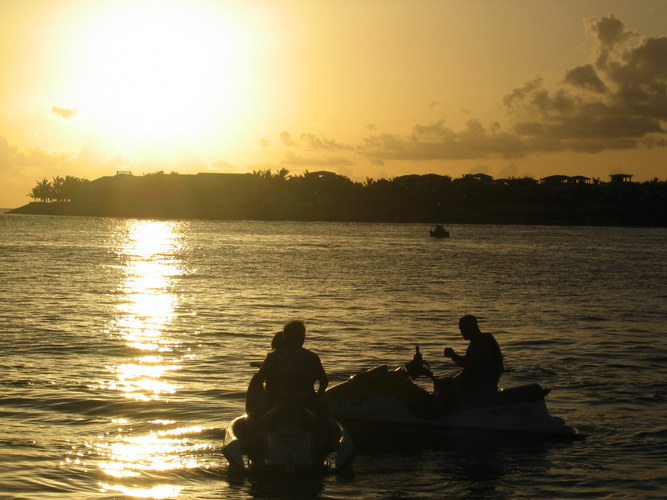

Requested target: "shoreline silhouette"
[{"left": 8, "top": 171, "right": 666, "bottom": 227}]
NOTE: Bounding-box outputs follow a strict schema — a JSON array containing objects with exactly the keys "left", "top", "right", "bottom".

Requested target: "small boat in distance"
[{"left": 430, "top": 224, "right": 449, "bottom": 238}]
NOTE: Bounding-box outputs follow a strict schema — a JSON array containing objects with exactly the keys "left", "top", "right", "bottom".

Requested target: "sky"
[{"left": 1, "top": 0, "right": 666, "bottom": 208}]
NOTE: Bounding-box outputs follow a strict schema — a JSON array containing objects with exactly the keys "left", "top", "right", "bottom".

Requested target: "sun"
[{"left": 67, "top": 0, "right": 256, "bottom": 154}]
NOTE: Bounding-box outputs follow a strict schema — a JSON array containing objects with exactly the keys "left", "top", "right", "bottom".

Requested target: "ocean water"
[{"left": 0, "top": 214, "right": 665, "bottom": 499}]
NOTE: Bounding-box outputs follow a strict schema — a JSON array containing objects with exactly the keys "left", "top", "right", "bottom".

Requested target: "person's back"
[
  {"left": 460, "top": 330, "right": 503, "bottom": 393},
  {"left": 249, "top": 320, "right": 327, "bottom": 414},
  {"left": 265, "top": 346, "right": 322, "bottom": 404}
]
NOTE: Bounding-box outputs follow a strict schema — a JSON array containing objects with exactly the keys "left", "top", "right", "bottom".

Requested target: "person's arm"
[
  {"left": 248, "top": 353, "right": 274, "bottom": 391},
  {"left": 246, "top": 356, "right": 272, "bottom": 415},
  {"left": 312, "top": 353, "right": 328, "bottom": 394},
  {"left": 457, "top": 341, "right": 492, "bottom": 381},
  {"left": 444, "top": 347, "right": 468, "bottom": 367},
  {"left": 247, "top": 370, "right": 264, "bottom": 392}
]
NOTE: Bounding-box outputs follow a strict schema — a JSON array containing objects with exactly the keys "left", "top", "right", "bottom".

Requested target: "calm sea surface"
[{"left": 0, "top": 214, "right": 665, "bottom": 499}]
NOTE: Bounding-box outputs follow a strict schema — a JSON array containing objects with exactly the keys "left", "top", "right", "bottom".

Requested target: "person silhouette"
[
  {"left": 270, "top": 330, "right": 284, "bottom": 350},
  {"left": 247, "top": 320, "right": 328, "bottom": 416},
  {"left": 436, "top": 315, "right": 504, "bottom": 406}
]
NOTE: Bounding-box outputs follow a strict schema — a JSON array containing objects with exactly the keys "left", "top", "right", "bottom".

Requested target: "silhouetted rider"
[
  {"left": 247, "top": 320, "right": 328, "bottom": 416},
  {"left": 437, "top": 315, "right": 504, "bottom": 403}
]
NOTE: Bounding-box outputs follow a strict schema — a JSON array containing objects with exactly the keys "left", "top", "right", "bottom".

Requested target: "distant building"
[
  {"left": 116, "top": 170, "right": 132, "bottom": 176},
  {"left": 568, "top": 176, "right": 590, "bottom": 184},
  {"left": 540, "top": 175, "right": 569, "bottom": 185},
  {"left": 610, "top": 173, "right": 633, "bottom": 184}
]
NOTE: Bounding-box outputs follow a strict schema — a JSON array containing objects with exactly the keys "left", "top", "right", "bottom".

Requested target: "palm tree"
[
  {"left": 52, "top": 176, "right": 65, "bottom": 202},
  {"left": 29, "top": 178, "right": 52, "bottom": 202},
  {"left": 62, "top": 176, "right": 89, "bottom": 201},
  {"left": 275, "top": 168, "right": 290, "bottom": 181}
]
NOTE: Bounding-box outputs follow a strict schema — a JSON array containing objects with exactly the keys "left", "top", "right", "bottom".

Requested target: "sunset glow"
[
  {"left": 65, "top": 1, "right": 257, "bottom": 152},
  {"left": 1, "top": 0, "right": 665, "bottom": 208},
  {"left": 106, "top": 220, "right": 185, "bottom": 399}
]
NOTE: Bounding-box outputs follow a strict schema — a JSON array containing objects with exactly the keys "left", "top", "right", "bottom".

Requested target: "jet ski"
[
  {"left": 326, "top": 348, "right": 580, "bottom": 439},
  {"left": 222, "top": 403, "right": 355, "bottom": 473}
]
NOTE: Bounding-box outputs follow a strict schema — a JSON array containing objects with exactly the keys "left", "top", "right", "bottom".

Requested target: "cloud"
[
  {"left": 280, "top": 131, "right": 353, "bottom": 151},
  {"left": 588, "top": 14, "right": 638, "bottom": 71},
  {"left": 360, "top": 119, "right": 527, "bottom": 160},
  {"left": 498, "top": 14, "right": 666, "bottom": 155},
  {"left": 51, "top": 106, "right": 78, "bottom": 120},
  {"left": 262, "top": 16, "right": 665, "bottom": 172},
  {"left": 280, "top": 131, "right": 296, "bottom": 147},
  {"left": 563, "top": 64, "right": 607, "bottom": 93},
  {"left": 280, "top": 151, "right": 353, "bottom": 167},
  {"left": 15, "top": 148, "right": 65, "bottom": 168},
  {"left": 301, "top": 133, "right": 352, "bottom": 151},
  {"left": 352, "top": 15, "right": 666, "bottom": 163},
  {"left": 0, "top": 136, "right": 18, "bottom": 170}
]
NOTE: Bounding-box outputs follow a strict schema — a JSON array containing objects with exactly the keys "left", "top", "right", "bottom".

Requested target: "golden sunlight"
[
  {"left": 97, "top": 425, "right": 208, "bottom": 477},
  {"left": 92, "top": 220, "right": 213, "bottom": 494},
  {"left": 67, "top": 0, "right": 256, "bottom": 152},
  {"left": 106, "top": 220, "right": 186, "bottom": 400},
  {"left": 98, "top": 484, "right": 183, "bottom": 499}
]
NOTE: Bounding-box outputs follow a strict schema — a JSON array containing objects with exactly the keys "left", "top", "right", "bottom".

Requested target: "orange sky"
[{"left": 1, "top": 0, "right": 666, "bottom": 207}]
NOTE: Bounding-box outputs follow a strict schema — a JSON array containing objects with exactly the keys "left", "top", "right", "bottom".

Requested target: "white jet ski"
[
  {"left": 222, "top": 403, "right": 355, "bottom": 473},
  {"left": 326, "top": 350, "right": 580, "bottom": 439}
]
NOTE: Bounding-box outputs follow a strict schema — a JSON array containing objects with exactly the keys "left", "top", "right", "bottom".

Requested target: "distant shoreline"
[{"left": 7, "top": 172, "right": 667, "bottom": 227}]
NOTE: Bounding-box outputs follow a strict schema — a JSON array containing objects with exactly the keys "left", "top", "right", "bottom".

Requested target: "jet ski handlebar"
[{"left": 404, "top": 345, "right": 436, "bottom": 382}]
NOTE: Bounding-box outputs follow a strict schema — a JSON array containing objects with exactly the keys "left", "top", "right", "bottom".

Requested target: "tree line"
[
  {"left": 19, "top": 170, "right": 667, "bottom": 226},
  {"left": 27, "top": 176, "right": 90, "bottom": 202}
]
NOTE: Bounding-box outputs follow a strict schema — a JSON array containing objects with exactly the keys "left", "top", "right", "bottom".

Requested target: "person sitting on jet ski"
[
  {"left": 246, "top": 320, "right": 328, "bottom": 417},
  {"left": 437, "top": 314, "right": 504, "bottom": 404}
]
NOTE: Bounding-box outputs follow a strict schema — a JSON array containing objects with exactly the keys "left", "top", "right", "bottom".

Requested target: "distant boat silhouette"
[
  {"left": 430, "top": 224, "right": 449, "bottom": 238},
  {"left": 430, "top": 202, "right": 449, "bottom": 237}
]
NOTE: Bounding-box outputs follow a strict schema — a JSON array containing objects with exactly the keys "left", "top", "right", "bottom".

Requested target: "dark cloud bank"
[{"left": 281, "top": 15, "right": 666, "bottom": 165}]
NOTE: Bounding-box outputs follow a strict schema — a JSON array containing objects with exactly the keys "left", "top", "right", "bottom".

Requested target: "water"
[{"left": 0, "top": 215, "right": 665, "bottom": 499}]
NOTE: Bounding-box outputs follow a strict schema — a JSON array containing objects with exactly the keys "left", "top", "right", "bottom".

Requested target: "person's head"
[
  {"left": 458, "top": 314, "right": 481, "bottom": 340},
  {"left": 282, "top": 320, "right": 306, "bottom": 348},
  {"left": 271, "top": 331, "right": 284, "bottom": 350}
]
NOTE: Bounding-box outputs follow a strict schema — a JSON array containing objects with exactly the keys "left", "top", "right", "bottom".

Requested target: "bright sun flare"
[{"left": 68, "top": 1, "right": 255, "bottom": 153}]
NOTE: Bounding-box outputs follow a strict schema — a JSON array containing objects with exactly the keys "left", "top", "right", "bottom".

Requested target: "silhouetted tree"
[
  {"left": 62, "top": 176, "right": 89, "bottom": 201},
  {"left": 18, "top": 171, "right": 666, "bottom": 225},
  {"left": 52, "top": 176, "right": 65, "bottom": 202},
  {"left": 28, "top": 178, "right": 52, "bottom": 202}
]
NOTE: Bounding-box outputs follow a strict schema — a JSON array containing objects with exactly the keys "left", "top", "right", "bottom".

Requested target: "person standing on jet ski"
[
  {"left": 438, "top": 315, "right": 504, "bottom": 402},
  {"left": 247, "top": 320, "right": 328, "bottom": 417}
]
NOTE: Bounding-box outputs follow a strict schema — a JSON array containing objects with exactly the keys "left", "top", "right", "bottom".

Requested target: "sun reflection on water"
[
  {"left": 108, "top": 220, "right": 186, "bottom": 400},
  {"left": 97, "top": 425, "right": 208, "bottom": 478},
  {"left": 96, "top": 220, "right": 205, "bottom": 497}
]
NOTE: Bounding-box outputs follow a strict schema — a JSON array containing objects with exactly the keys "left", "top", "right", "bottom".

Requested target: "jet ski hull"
[
  {"left": 222, "top": 404, "right": 355, "bottom": 473},
  {"left": 326, "top": 366, "right": 580, "bottom": 439}
]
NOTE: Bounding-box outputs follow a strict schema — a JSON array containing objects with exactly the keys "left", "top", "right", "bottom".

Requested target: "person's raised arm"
[{"left": 444, "top": 347, "right": 467, "bottom": 367}]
